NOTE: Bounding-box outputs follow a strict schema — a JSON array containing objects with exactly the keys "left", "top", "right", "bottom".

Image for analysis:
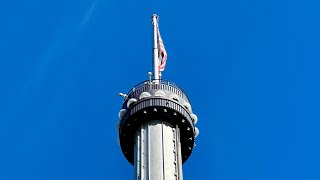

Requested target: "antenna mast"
[{"left": 152, "top": 14, "right": 160, "bottom": 80}]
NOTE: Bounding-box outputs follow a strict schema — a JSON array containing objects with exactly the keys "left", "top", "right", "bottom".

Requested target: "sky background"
[{"left": 0, "top": 0, "right": 320, "bottom": 179}]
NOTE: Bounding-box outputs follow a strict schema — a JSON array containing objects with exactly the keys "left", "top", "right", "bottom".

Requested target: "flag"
[{"left": 157, "top": 27, "right": 167, "bottom": 72}]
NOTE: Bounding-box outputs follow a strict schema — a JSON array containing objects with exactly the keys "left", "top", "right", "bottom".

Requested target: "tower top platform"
[{"left": 118, "top": 80, "right": 197, "bottom": 165}]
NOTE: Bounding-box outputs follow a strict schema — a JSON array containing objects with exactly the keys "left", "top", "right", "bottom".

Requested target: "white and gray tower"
[{"left": 118, "top": 14, "right": 199, "bottom": 180}]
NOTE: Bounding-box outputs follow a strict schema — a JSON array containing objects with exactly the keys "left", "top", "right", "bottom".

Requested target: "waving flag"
[{"left": 157, "top": 27, "right": 167, "bottom": 72}]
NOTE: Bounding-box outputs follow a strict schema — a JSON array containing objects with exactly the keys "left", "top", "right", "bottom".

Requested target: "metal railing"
[{"left": 124, "top": 79, "right": 190, "bottom": 102}]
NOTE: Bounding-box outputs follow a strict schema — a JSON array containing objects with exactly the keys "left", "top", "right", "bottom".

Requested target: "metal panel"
[
  {"left": 162, "top": 122, "right": 177, "bottom": 180},
  {"left": 134, "top": 121, "right": 183, "bottom": 180},
  {"left": 148, "top": 121, "right": 164, "bottom": 180}
]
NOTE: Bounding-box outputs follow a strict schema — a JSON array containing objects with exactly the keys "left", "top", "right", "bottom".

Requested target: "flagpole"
[{"left": 152, "top": 14, "right": 160, "bottom": 80}]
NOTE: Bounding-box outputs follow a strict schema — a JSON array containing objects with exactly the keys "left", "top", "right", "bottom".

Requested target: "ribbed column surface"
[{"left": 134, "top": 121, "right": 183, "bottom": 180}]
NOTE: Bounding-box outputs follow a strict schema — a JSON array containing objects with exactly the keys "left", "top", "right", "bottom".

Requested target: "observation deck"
[{"left": 118, "top": 80, "right": 198, "bottom": 165}]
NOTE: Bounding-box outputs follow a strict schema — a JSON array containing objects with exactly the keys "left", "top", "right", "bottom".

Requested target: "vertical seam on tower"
[
  {"left": 140, "top": 125, "right": 143, "bottom": 180},
  {"left": 177, "top": 126, "right": 183, "bottom": 180},
  {"left": 175, "top": 125, "right": 179, "bottom": 180},
  {"left": 136, "top": 126, "right": 139, "bottom": 180},
  {"left": 138, "top": 127, "right": 141, "bottom": 180},
  {"left": 147, "top": 122, "right": 150, "bottom": 180},
  {"left": 162, "top": 121, "right": 166, "bottom": 180},
  {"left": 173, "top": 128, "right": 178, "bottom": 180}
]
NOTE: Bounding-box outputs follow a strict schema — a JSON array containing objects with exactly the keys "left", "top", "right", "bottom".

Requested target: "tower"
[{"left": 117, "top": 15, "right": 199, "bottom": 180}]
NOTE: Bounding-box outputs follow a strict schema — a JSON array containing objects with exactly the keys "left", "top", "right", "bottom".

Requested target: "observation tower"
[{"left": 117, "top": 15, "right": 199, "bottom": 180}]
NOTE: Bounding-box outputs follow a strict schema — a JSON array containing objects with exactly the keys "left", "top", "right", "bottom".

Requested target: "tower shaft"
[{"left": 134, "top": 121, "right": 183, "bottom": 180}]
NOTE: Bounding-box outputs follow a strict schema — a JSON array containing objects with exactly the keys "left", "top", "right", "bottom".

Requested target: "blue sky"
[{"left": 0, "top": 0, "right": 320, "bottom": 179}]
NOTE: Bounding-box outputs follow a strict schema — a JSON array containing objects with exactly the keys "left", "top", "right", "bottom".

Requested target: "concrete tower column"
[{"left": 134, "top": 121, "right": 183, "bottom": 180}]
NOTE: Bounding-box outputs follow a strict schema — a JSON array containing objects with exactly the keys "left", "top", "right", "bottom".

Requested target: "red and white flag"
[{"left": 157, "top": 27, "right": 167, "bottom": 72}]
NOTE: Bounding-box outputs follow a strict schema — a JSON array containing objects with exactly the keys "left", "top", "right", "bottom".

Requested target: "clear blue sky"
[{"left": 0, "top": 0, "right": 319, "bottom": 179}]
